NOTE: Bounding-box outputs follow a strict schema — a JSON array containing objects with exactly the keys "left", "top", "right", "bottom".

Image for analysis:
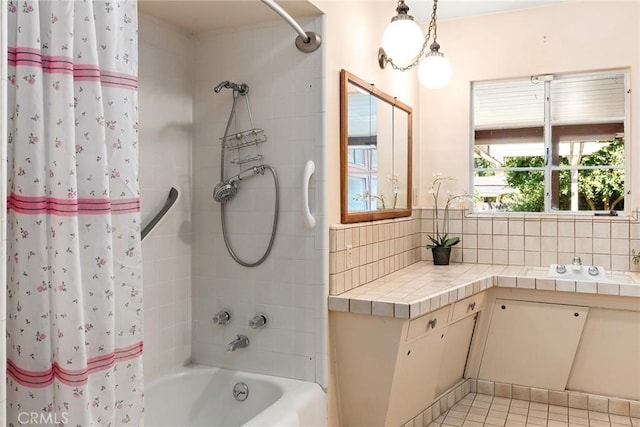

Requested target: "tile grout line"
[{"left": 426, "top": 392, "right": 640, "bottom": 427}]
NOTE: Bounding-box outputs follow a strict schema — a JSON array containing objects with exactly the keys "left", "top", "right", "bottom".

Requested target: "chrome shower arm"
[
  {"left": 261, "top": 0, "right": 308, "bottom": 42},
  {"left": 260, "top": 0, "right": 321, "bottom": 53}
]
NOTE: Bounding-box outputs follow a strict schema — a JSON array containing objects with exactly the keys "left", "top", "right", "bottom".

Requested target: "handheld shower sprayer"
[
  {"left": 214, "top": 81, "right": 230, "bottom": 93},
  {"left": 213, "top": 165, "right": 266, "bottom": 203},
  {"left": 213, "top": 79, "right": 279, "bottom": 267}
]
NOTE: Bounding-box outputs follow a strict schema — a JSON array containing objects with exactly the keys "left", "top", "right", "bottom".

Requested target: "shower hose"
[{"left": 219, "top": 92, "right": 279, "bottom": 267}]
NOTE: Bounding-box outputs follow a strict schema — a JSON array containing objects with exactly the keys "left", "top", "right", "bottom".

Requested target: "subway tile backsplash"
[{"left": 329, "top": 209, "right": 640, "bottom": 295}]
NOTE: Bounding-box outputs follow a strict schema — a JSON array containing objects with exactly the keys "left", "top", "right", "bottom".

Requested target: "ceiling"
[
  {"left": 416, "top": 0, "right": 567, "bottom": 21},
  {"left": 138, "top": 1, "right": 322, "bottom": 34},
  {"left": 138, "top": 0, "right": 568, "bottom": 34}
]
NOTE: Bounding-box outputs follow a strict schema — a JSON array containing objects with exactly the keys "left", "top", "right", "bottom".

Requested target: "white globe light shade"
[
  {"left": 418, "top": 52, "right": 451, "bottom": 88},
  {"left": 382, "top": 19, "right": 424, "bottom": 67}
]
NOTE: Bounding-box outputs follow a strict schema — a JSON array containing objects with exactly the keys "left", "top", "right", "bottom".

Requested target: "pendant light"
[{"left": 378, "top": 0, "right": 451, "bottom": 89}]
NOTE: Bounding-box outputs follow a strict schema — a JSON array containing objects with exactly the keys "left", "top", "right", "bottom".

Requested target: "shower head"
[
  {"left": 212, "top": 165, "right": 266, "bottom": 203},
  {"left": 214, "top": 81, "right": 231, "bottom": 93},
  {"left": 214, "top": 81, "right": 249, "bottom": 95},
  {"left": 213, "top": 180, "right": 238, "bottom": 203}
]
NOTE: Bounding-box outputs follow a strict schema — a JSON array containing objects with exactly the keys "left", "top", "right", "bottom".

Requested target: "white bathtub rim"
[{"left": 145, "top": 364, "right": 327, "bottom": 427}]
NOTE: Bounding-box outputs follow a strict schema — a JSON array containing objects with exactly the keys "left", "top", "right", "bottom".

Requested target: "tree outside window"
[{"left": 472, "top": 72, "right": 627, "bottom": 214}]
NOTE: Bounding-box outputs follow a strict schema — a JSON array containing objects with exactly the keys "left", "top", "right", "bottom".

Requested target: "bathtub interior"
[{"left": 145, "top": 366, "right": 327, "bottom": 427}]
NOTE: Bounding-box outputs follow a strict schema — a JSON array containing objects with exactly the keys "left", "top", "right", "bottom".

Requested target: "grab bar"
[
  {"left": 303, "top": 160, "right": 316, "bottom": 229},
  {"left": 141, "top": 187, "right": 180, "bottom": 241},
  {"left": 260, "top": 0, "right": 322, "bottom": 53}
]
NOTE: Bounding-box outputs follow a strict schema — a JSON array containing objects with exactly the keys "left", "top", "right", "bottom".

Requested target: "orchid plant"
[
  {"left": 354, "top": 191, "right": 386, "bottom": 209},
  {"left": 388, "top": 174, "right": 400, "bottom": 209},
  {"left": 426, "top": 174, "right": 472, "bottom": 249},
  {"left": 353, "top": 175, "right": 402, "bottom": 210}
]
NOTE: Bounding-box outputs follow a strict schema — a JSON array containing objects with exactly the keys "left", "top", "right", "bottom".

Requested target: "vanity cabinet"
[
  {"left": 332, "top": 265, "right": 640, "bottom": 427},
  {"left": 478, "top": 299, "right": 588, "bottom": 390},
  {"left": 332, "top": 296, "right": 485, "bottom": 427}
]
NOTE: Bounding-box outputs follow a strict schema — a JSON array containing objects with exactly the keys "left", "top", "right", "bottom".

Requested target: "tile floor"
[{"left": 428, "top": 393, "right": 640, "bottom": 427}]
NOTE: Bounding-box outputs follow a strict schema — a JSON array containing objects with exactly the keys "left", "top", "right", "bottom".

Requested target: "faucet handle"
[
  {"left": 588, "top": 265, "right": 600, "bottom": 276},
  {"left": 213, "top": 310, "right": 231, "bottom": 325},
  {"left": 248, "top": 313, "right": 268, "bottom": 329}
]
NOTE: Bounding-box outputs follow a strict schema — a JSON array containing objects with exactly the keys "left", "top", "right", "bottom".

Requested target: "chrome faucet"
[
  {"left": 227, "top": 334, "right": 249, "bottom": 351},
  {"left": 572, "top": 255, "right": 582, "bottom": 270},
  {"left": 213, "top": 310, "right": 231, "bottom": 325},
  {"left": 248, "top": 314, "right": 268, "bottom": 329}
]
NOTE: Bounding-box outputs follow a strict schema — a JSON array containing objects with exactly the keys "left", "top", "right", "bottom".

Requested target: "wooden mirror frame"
[{"left": 340, "top": 69, "right": 413, "bottom": 223}]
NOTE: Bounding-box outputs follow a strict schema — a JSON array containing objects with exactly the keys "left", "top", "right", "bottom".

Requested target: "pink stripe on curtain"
[
  {"left": 8, "top": 47, "right": 138, "bottom": 89},
  {"left": 7, "top": 342, "right": 144, "bottom": 388},
  {"left": 7, "top": 193, "right": 140, "bottom": 215}
]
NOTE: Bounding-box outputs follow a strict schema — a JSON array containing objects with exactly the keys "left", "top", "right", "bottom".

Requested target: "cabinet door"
[
  {"left": 387, "top": 319, "right": 447, "bottom": 426},
  {"left": 435, "top": 314, "right": 477, "bottom": 397},
  {"left": 567, "top": 308, "right": 640, "bottom": 401},
  {"left": 478, "top": 299, "right": 588, "bottom": 390}
]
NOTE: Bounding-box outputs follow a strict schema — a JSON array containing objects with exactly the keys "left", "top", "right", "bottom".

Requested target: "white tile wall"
[
  {"left": 139, "top": 15, "right": 195, "bottom": 381},
  {"left": 423, "top": 210, "right": 640, "bottom": 272},
  {"left": 329, "top": 216, "right": 422, "bottom": 295},
  {"left": 189, "top": 17, "right": 328, "bottom": 387}
]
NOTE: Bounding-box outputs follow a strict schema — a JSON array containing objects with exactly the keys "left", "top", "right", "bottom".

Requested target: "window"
[
  {"left": 346, "top": 90, "right": 381, "bottom": 211},
  {"left": 347, "top": 146, "right": 377, "bottom": 211},
  {"left": 472, "top": 71, "right": 628, "bottom": 214}
]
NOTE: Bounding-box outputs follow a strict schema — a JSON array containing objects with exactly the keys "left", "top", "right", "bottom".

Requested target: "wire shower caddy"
[{"left": 220, "top": 94, "right": 266, "bottom": 167}]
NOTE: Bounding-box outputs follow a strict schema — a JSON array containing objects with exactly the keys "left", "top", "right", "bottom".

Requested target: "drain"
[{"left": 233, "top": 382, "right": 249, "bottom": 401}]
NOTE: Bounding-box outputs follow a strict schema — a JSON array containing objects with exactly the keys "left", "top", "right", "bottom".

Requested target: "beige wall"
[
  {"left": 312, "top": 3, "right": 423, "bottom": 423},
  {"left": 317, "top": 1, "right": 640, "bottom": 222},
  {"left": 314, "top": 1, "right": 422, "bottom": 225},
  {"left": 420, "top": 1, "right": 640, "bottom": 210}
]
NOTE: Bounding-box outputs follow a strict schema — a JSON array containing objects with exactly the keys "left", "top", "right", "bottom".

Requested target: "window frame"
[{"left": 470, "top": 69, "right": 630, "bottom": 216}]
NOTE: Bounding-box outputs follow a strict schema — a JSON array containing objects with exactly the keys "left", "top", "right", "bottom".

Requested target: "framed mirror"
[{"left": 340, "top": 69, "right": 413, "bottom": 223}]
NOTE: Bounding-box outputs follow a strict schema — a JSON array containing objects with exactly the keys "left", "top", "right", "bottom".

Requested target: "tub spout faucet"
[
  {"left": 572, "top": 255, "right": 582, "bottom": 270},
  {"left": 227, "top": 334, "right": 249, "bottom": 351}
]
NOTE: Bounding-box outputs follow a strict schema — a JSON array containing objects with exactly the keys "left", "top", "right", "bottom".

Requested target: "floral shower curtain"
[{"left": 5, "top": 1, "right": 143, "bottom": 425}]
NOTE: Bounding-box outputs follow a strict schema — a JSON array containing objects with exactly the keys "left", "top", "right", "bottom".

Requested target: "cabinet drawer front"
[
  {"left": 406, "top": 305, "right": 450, "bottom": 342},
  {"left": 451, "top": 292, "right": 486, "bottom": 323}
]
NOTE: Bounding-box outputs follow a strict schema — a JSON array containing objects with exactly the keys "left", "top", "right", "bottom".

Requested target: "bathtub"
[{"left": 145, "top": 365, "right": 327, "bottom": 427}]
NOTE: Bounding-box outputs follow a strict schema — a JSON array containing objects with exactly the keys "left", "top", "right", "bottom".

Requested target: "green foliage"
[
  {"left": 502, "top": 138, "right": 624, "bottom": 212},
  {"left": 426, "top": 234, "right": 460, "bottom": 249},
  {"left": 632, "top": 249, "right": 640, "bottom": 266},
  {"left": 474, "top": 157, "right": 495, "bottom": 177},
  {"left": 578, "top": 138, "right": 625, "bottom": 211},
  {"left": 502, "top": 156, "right": 546, "bottom": 212}
]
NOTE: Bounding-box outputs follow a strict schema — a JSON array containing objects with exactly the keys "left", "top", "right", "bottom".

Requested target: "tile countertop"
[{"left": 328, "top": 262, "right": 640, "bottom": 320}]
